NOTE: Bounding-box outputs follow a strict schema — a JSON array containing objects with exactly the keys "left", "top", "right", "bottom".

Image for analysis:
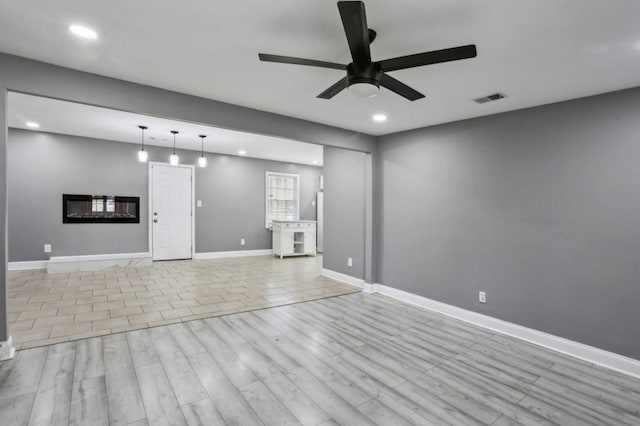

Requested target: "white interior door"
[{"left": 151, "top": 164, "right": 193, "bottom": 260}]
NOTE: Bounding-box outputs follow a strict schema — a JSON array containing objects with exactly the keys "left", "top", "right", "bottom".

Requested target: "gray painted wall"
[
  {"left": 0, "top": 53, "right": 376, "bottom": 153},
  {"left": 8, "top": 129, "right": 321, "bottom": 261},
  {"left": 0, "top": 52, "right": 374, "bottom": 341},
  {"left": 377, "top": 87, "right": 640, "bottom": 359},
  {"left": 195, "top": 153, "right": 321, "bottom": 253},
  {"left": 323, "top": 147, "right": 366, "bottom": 279},
  {"left": 0, "top": 89, "right": 8, "bottom": 341}
]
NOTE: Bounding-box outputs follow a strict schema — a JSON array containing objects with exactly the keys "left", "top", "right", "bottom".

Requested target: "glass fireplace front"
[{"left": 63, "top": 194, "right": 140, "bottom": 223}]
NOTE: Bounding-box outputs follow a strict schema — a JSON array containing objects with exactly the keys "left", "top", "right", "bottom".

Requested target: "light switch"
[
  {"left": 312, "top": 200, "right": 316, "bottom": 207},
  {"left": 196, "top": 200, "right": 202, "bottom": 207}
]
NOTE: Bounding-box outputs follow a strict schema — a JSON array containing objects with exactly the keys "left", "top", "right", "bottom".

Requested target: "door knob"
[{"left": 153, "top": 219, "right": 158, "bottom": 223}]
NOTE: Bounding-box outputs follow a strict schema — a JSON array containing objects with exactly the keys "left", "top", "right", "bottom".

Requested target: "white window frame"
[{"left": 265, "top": 171, "right": 300, "bottom": 228}]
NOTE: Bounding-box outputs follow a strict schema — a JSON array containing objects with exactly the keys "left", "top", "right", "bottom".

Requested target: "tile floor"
[{"left": 7, "top": 255, "right": 359, "bottom": 350}]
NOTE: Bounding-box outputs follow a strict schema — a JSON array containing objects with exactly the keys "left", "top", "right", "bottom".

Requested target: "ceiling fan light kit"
[{"left": 259, "top": 1, "right": 477, "bottom": 101}]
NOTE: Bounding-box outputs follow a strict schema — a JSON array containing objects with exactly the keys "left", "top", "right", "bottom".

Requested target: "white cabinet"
[{"left": 272, "top": 220, "right": 317, "bottom": 258}]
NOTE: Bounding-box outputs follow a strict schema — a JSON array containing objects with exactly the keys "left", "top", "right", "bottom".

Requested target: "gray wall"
[
  {"left": 8, "top": 130, "right": 149, "bottom": 260},
  {"left": 196, "top": 154, "right": 321, "bottom": 252},
  {"left": 377, "top": 87, "right": 640, "bottom": 359},
  {"left": 8, "top": 129, "right": 321, "bottom": 261},
  {"left": 0, "top": 89, "right": 7, "bottom": 341},
  {"left": 323, "top": 147, "right": 367, "bottom": 279},
  {"left": 0, "top": 52, "right": 374, "bottom": 342}
]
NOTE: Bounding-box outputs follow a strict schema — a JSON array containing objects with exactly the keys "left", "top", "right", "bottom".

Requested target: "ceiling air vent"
[{"left": 474, "top": 93, "right": 507, "bottom": 104}]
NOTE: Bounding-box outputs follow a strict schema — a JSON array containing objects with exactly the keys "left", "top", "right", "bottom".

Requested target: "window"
[{"left": 266, "top": 172, "right": 299, "bottom": 228}]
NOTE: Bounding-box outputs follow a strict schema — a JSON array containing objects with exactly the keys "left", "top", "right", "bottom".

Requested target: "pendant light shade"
[
  {"left": 137, "top": 125, "right": 148, "bottom": 163},
  {"left": 198, "top": 134, "right": 207, "bottom": 168},
  {"left": 170, "top": 130, "right": 179, "bottom": 165}
]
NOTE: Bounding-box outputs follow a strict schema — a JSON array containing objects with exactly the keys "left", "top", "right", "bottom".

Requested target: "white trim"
[
  {"left": 321, "top": 268, "right": 365, "bottom": 289},
  {"left": 47, "top": 252, "right": 152, "bottom": 273},
  {"left": 149, "top": 162, "right": 196, "bottom": 260},
  {"left": 194, "top": 249, "right": 273, "bottom": 259},
  {"left": 0, "top": 336, "right": 16, "bottom": 361},
  {"left": 371, "top": 283, "right": 640, "bottom": 379},
  {"left": 8, "top": 260, "right": 48, "bottom": 271},
  {"left": 48, "top": 252, "right": 151, "bottom": 263}
]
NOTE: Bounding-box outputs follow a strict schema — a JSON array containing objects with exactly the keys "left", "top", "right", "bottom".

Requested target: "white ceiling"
[
  {"left": 8, "top": 92, "right": 324, "bottom": 166},
  {"left": 1, "top": 1, "right": 640, "bottom": 135}
]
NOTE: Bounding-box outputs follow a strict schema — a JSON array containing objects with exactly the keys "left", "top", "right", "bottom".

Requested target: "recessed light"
[
  {"left": 372, "top": 114, "right": 387, "bottom": 122},
  {"left": 26, "top": 122, "right": 40, "bottom": 128},
  {"left": 69, "top": 25, "right": 98, "bottom": 40},
  {"left": 238, "top": 150, "right": 247, "bottom": 155}
]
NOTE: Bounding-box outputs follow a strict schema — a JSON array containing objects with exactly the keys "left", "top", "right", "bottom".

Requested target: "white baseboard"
[
  {"left": 321, "top": 268, "right": 366, "bottom": 289},
  {"left": 371, "top": 283, "right": 640, "bottom": 379},
  {"left": 194, "top": 249, "right": 273, "bottom": 260},
  {"left": 8, "top": 260, "right": 48, "bottom": 271},
  {"left": 0, "top": 336, "right": 15, "bottom": 361},
  {"left": 47, "top": 252, "right": 152, "bottom": 273}
]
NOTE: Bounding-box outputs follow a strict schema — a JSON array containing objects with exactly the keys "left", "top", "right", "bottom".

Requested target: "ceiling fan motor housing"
[{"left": 346, "top": 62, "right": 381, "bottom": 88}]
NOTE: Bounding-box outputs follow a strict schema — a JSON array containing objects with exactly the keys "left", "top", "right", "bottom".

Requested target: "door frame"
[{"left": 148, "top": 161, "right": 196, "bottom": 260}]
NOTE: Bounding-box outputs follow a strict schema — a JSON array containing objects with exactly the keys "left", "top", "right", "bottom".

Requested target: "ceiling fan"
[{"left": 258, "top": 1, "right": 477, "bottom": 101}]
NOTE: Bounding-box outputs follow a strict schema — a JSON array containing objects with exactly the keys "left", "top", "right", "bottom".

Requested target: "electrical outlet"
[
  {"left": 479, "top": 291, "right": 487, "bottom": 303},
  {"left": 240, "top": 238, "right": 245, "bottom": 246},
  {"left": 196, "top": 200, "right": 202, "bottom": 207},
  {"left": 347, "top": 257, "right": 353, "bottom": 267},
  {"left": 44, "top": 244, "right": 52, "bottom": 253}
]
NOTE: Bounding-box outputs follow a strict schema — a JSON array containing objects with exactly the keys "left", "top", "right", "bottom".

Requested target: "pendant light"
[
  {"left": 137, "top": 125, "right": 148, "bottom": 162},
  {"left": 198, "top": 134, "right": 207, "bottom": 167},
  {"left": 169, "top": 130, "right": 179, "bottom": 165}
]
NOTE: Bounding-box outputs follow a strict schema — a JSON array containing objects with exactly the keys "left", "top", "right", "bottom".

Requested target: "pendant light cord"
[
  {"left": 138, "top": 125, "right": 147, "bottom": 151},
  {"left": 200, "top": 135, "right": 206, "bottom": 157},
  {"left": 171, "top": 130, "right": 178, "bottom": 154}
]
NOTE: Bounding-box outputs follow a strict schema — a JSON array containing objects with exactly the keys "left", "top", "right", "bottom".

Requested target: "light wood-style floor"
[
  {"left": 7, "top": 255, "right": 358, "bottom": 349},
  {"left": 1, "top": 292, "right": 639, "bottom": 425}
]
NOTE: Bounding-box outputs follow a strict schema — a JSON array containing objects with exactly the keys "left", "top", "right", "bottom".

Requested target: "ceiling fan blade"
[
  {"left": 378, "top": 45, "right": 477, "bottom": 72},
  {"left": 317, "top": 77, "right": 349, "bottom": 99},
  {"left": 380, "top": 73, "right": 425, "bottom": 101},
  {"left": 258, "top": 53, "right": 346, "bottom": 70},
  {"left": 337, "top": 1, "right": 371, "bottom": 64}
]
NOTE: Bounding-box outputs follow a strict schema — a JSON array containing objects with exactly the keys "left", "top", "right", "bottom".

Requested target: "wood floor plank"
[
  {"left": 284, "top": 367, "right": 375, "bottom": 426},
  {"left": 327, "top": 354, "right": 449, "bottom": 426},
  {"left": 73, "top": 337, "right": 104, "bottom": 382},
  {"left": 269, "top": 335, "right": 373, "bottom": 407},
  {"left": 167, "top": 323, "right": 207, "bottom": 356},
  {"left": 135, "top": 362, "right": 187, "bottom": 426},
  {"left": 181, "top": 398, "right": 225, "bottom": 426},
  {"left": 187, "top": 351, "right": 263, "bottom": 426},
  {"left": 239, "top": 380, "right": 301, "bottom": 426},
  {"left": 187, "top": 320, "right": 258, "bottom": 388},
  {"left": 103, "top": 333, "right": 147, "bottom": 425},
  {"left": 357, "top": 398, "right": 413, "bottom": 426},
  {"left": 127, "top": 329, "right": 159, "bottom": 368},
  {"left": 0, "top": 393, "right": 36, "bottom": 426},
  {"left": 0, "top": 346, "right": 48, "bottom": 401},
  {"left": 261, "top": 370, "right": 331, "bottom": 426},
  {"left": 69, "top": 376, "right": 109, "bottom": 426},
  {"left": 28, "top": 342, "right": 76, "bottom": 426},
  {"left": 148, "top": 327, "right": 208, "bottom": 406}
]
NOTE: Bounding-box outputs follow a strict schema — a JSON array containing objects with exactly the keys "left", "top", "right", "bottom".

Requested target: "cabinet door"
[
  {"left": 281, "top": 231, "right": 294, "bottom": 254},
  {"left": 303, "top": 230, "right": 316, "bottom": 254}
]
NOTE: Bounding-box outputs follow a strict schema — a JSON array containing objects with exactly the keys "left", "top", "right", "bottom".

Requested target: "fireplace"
[{"left": 63, "top": 194, "right": 140, "bottom": 223}]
